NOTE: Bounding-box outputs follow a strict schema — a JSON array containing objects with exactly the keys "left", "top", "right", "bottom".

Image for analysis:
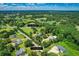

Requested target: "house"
[
  {"left": 47, "top": 35, "right": 57, "bottom": 40},
  {"left": 42, "top": 35, "right": 57, "bottom": 42},
  {"left": 12, "top": 39, "right": 22, "bottom": 46},
  {"left": 33, "top": 33, "right": 42, "bottom": 38},
  {"left": 16, "top": 48, "right": 25, "bottom": 56},
  {"left": 48, "top": 45, "right": 65, "bottom": 54},
  {"left": 9, "top": 34, "right": 16, "bottom": 38},
  {"left": 16, "top": 39, "right": 22, "bottom": 45}
]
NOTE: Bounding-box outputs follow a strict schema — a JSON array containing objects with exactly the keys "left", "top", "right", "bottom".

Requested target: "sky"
[{"left": 0, "top": 3, "right": 79, "bottom": 11}]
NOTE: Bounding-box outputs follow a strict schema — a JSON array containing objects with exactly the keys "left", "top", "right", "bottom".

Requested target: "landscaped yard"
[{"left": 58, "top": 41, "right": 79, "bottom": 56}]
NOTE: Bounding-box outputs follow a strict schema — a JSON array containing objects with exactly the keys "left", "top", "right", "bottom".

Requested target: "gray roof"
[
  {"left": 12, "top": 39, "right": 22, "bottom": 45},
  {"left": 48, "top": 45, "right": 65, "bottom": 54},
  {"left": 16, "top": 48, "right": 25, "bottom": 56},
  {"left": 57, "top": 45, "right": 65, "bottom": 52},
  {"left": 16, "top": 39, "right": 22, "bottom": 45}
]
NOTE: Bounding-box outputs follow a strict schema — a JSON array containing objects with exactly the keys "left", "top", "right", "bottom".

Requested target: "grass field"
[
  {"left": 58, "top": 40, "right": 79, "bottom": 56},
  {"left": 21, "top": 27, "right": 33, "bottom": 35}
]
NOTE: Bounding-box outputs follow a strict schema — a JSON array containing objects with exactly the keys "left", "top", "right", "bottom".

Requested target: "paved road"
[
  {"left": 18, "top": 30, "right": 39, "bottom": 47},
  {"left": 7, "top": 25, "right": 40, "bottom": 47}
]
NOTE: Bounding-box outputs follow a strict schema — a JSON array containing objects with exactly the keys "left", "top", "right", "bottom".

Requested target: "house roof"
[
  {"left": 42, "top": 35, "right": 57, "bottom": 42},
  {"left": 48, "top": 45, "right": 65, "bottom": 54},
  {"left": 16, "top": 48, "right": 25, "bottom": 56},
  {"left": 47, "top": 35, "right": 57, "bottom": 40},
  {"left": 12, "top": 39, "right": 22, "bottom": 45},
  {"left": 16, "top": 39, "right": 22, "bottom": 44}
]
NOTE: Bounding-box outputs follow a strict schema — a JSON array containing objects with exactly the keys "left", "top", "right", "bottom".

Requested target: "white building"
[
  {"left": 42, "top": 35, "right": 57, "bottom": 42},
  {"left": 47, "top": 35, "right": 57, "bottom": 40}
]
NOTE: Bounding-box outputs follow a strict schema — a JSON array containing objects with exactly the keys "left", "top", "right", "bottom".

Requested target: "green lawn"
[
  {"left": 16, "top": 32, "right": 25, "bottom": 39},
  {"left": 58, "top": 40, "right": 79, "bottom": 56},
  {"left": 23, "top": 19, "right": 35, "bottom": 24},
  {"left": 21, "top": 27, "right": 33, "bottom": 35}
]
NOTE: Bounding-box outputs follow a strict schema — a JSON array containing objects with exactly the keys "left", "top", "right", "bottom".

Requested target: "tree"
[
  {"left": 0, "top": 40, "right": 11, "bottom": 56},
  {"left": 41, "top": 51, "right": 48, "bottom": 56},
  {"left": 31, "top": 51, "right": 38, "bottom": 56},
  {"left": 24, "top": 40, "right": 33, "bottom": 47},
  {"left": 0, "top": 49, "right": 11, "bottom": 56},
  {"left": 42, "top": 40, "right": 52, "bottom": 48}
]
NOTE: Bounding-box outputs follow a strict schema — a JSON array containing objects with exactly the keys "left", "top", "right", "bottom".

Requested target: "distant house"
[
  {"left": 16, "top": 48, "right": 25, "bottom": 56},
  {"left": 36, "top": 33, "right": 42, "bottom": 37},
  {"left": 42, "top": 35, "right": 57, "bottom": 42},
  {"left": 47, "top": 35, "right": 57, "bottom": 40},
  {"left": 9, "top": 34, "right": 16, "bottom": 38},
  {"left": 33, "top": 33, "right": 42, "bottom": 37},
  {"left": 12, "top": 39, "right": 22, "bottom": 46},
  {"left": 48, "top": 45, "right": 65, "bottom": 54},
  {"left": 16, "top": 39, "right": 22, "bottom": 45}
]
